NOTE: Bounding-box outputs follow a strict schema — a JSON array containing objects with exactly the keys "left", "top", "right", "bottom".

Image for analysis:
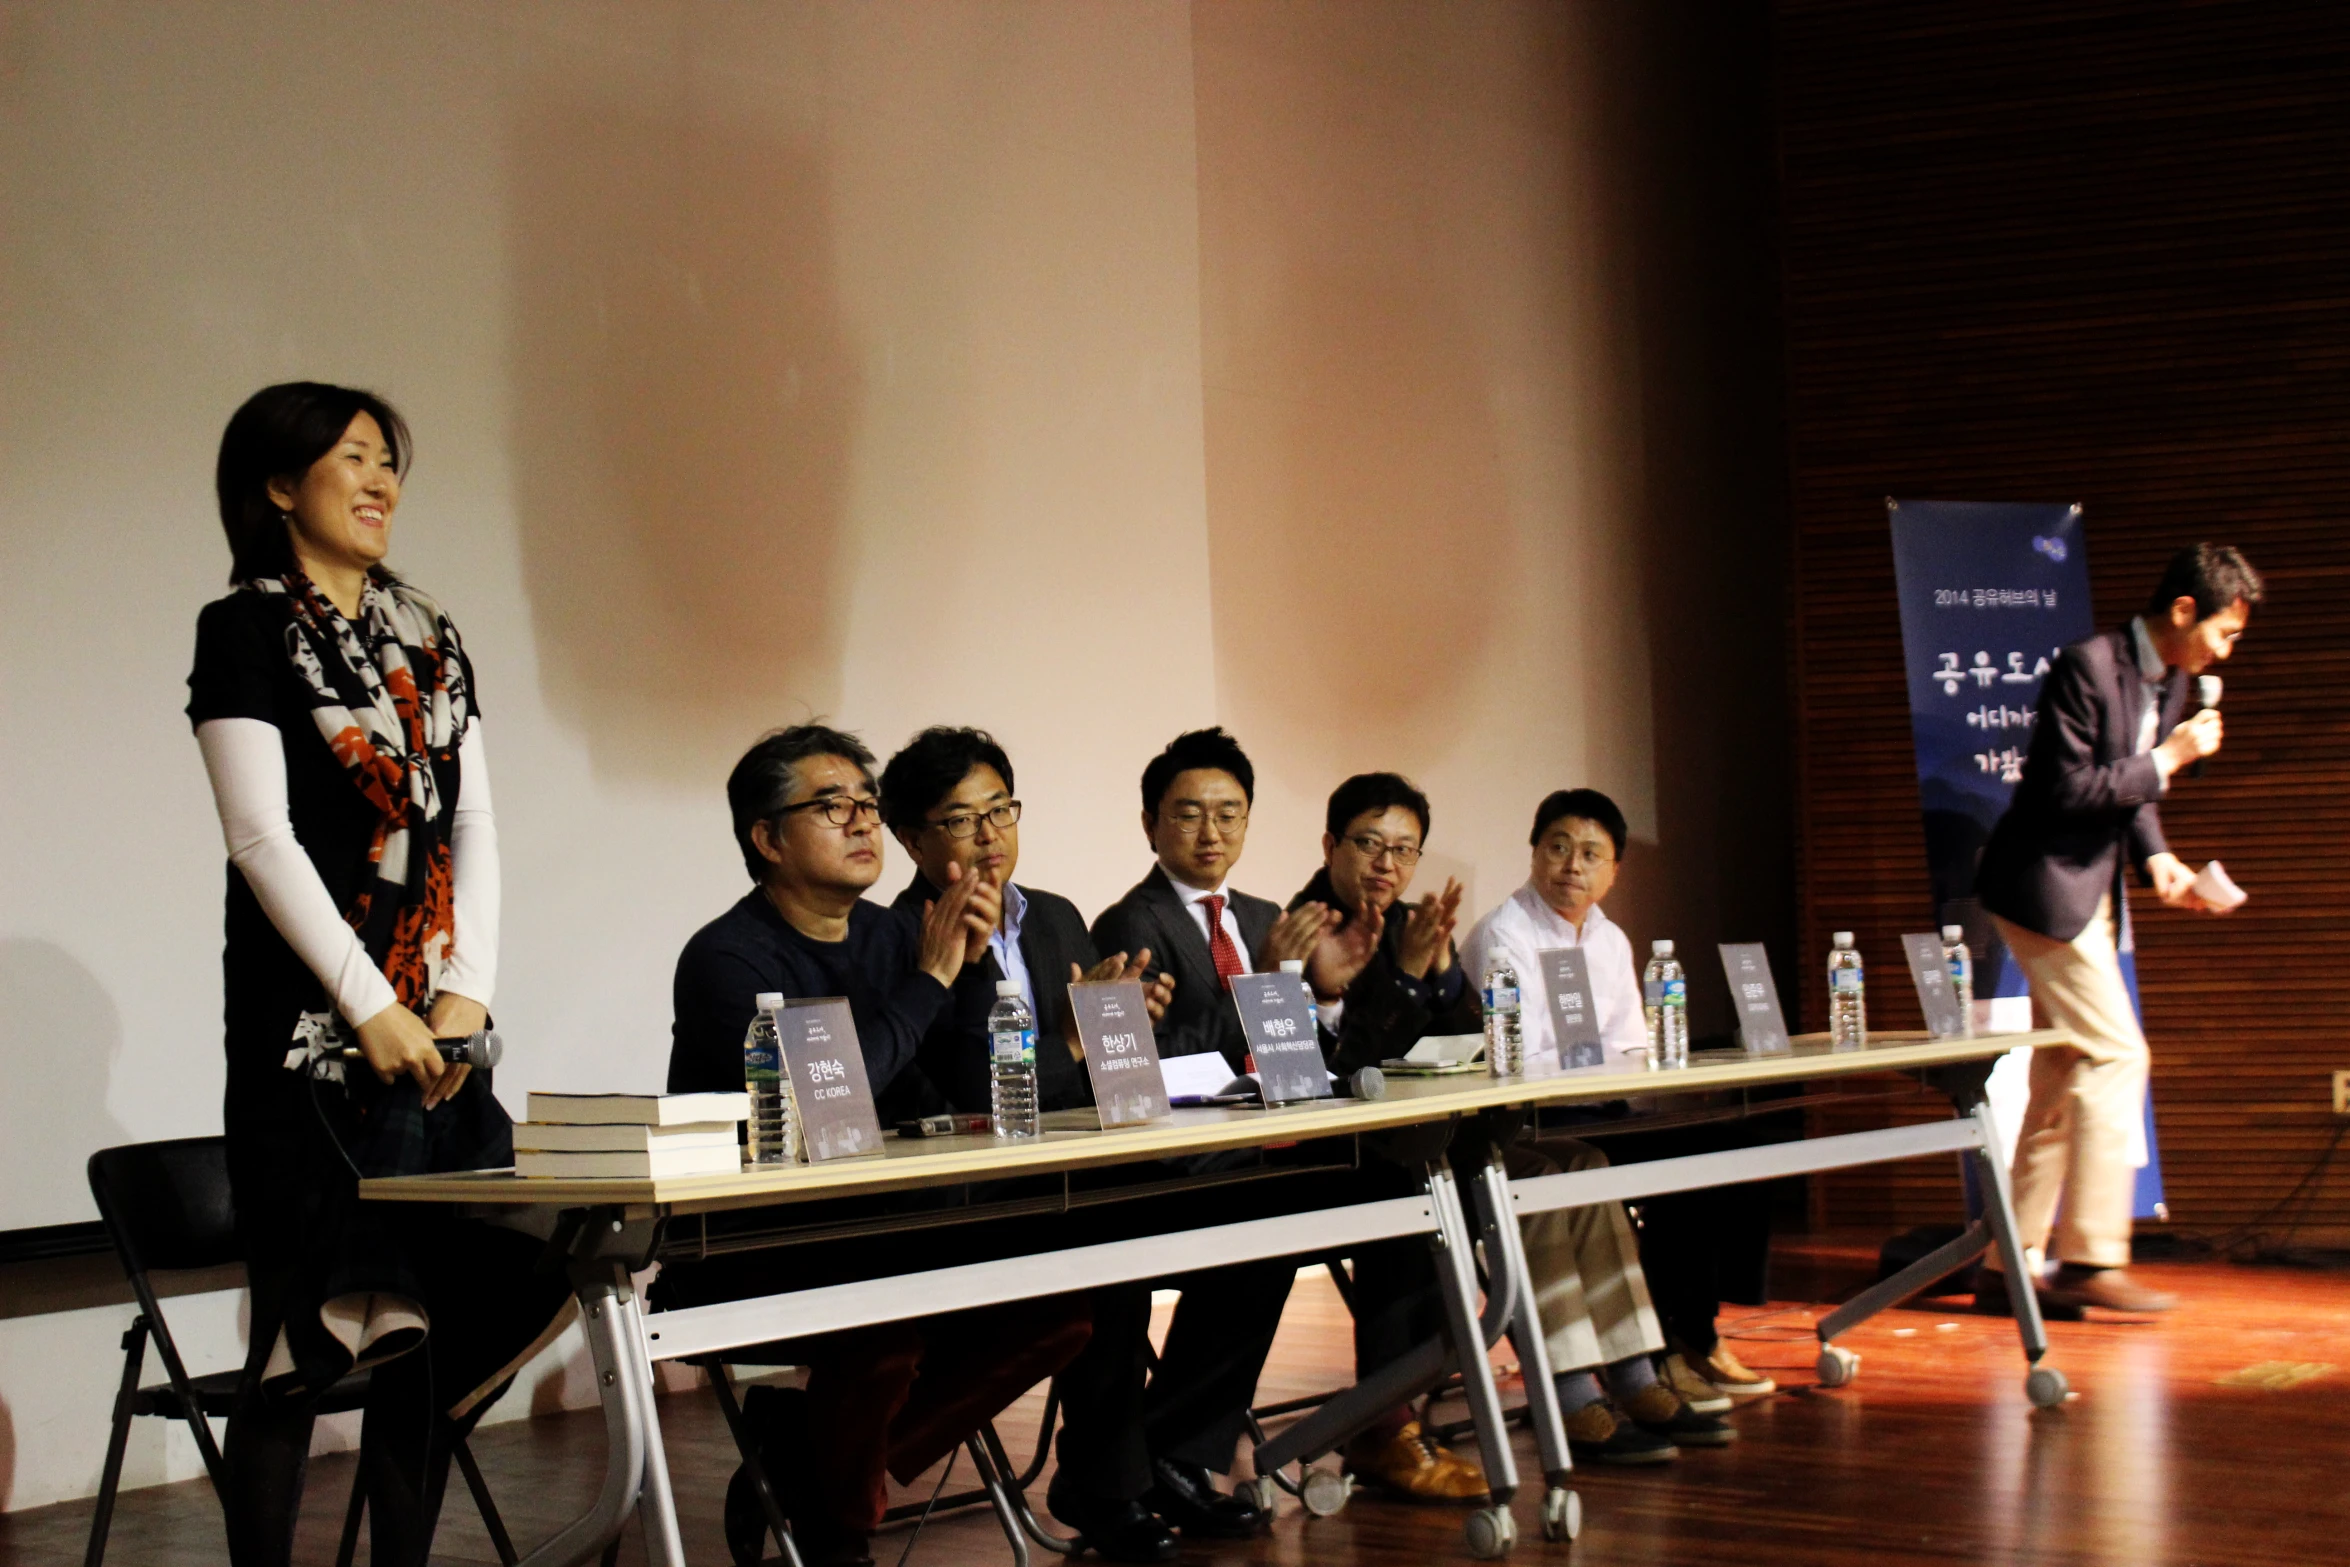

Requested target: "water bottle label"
[
  {"left": 1832, "top": 969, "right": 1864, "bottom": 992},
  {"left": 1664, "top": 978, "right": 1686, "bottom": 1007},
  {"left": 744, "top": 1044, "right": 781, "bottom": 1079},
  {"left": 1483, "top": 986, "right": 1518, "bottom": 1012},
  {"left": 991, "top": 1027, "right": 1036, "bottom": 1064},
  {"left": 1643, "top": 979, "right": 1665, "bottom": 1006}
]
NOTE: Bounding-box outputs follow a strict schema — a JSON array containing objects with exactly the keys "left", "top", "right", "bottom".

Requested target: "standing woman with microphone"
[{"left": 188, "top": 383, "right": 570, "bottom": 1566}]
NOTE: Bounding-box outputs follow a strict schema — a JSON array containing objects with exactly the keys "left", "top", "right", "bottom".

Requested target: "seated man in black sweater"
[
  {"left": 879, "top": 725, "right": 1269, "bottom": 1556},
  {"left": 665, "top": 725, "right": 1091, "bottom": 1567}
]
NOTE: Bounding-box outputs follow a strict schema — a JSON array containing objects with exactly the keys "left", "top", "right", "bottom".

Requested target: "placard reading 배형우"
[{"left": 1228, "top": 970, "right": 1331, "bottom": 1104}]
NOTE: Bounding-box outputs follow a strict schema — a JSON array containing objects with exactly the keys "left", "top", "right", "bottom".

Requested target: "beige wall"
[{"left": 0, "top": 0, "right": 1788, "bottom": 1509}]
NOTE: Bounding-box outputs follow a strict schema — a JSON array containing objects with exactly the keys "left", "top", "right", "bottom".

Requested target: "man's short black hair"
[
  {"left": 727, "top": 724, "right": 875, "bottom": 882},
  {"left": 880, "top": 726, "right": 1016, "bottom": 836},
  {"left": 1530, "top": 788, "right": 1627, "bottom": 860},
  {"left": 1325, "top": 772, "right": 1431, "bottom": 841},
  {"left": 2146, "top": 543, "right": 2264, "bottom": 621},
  {"left": 1140, "top": 727, "right": 1254, "bottom": 817}
]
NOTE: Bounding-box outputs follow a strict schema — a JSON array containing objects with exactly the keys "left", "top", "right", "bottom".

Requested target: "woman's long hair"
[{"left": 214, "top": 382, "right": 411, "bottom": 583}]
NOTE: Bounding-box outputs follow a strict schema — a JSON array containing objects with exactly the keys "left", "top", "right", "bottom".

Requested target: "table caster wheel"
[
  {"left": 1301, "top": 1468, "right": 1352, "bottom": 1518},
  {"left": 1540, "top": 1487, "right": 1580, "bottom": 1542},
  {"left": 1466, "top": 1505, "right": 1517, "bottom": 1559},
  {"left": 2025, "top": 1365, "right": 2069, "bottom": 1408},
  {"left": 1246, "top": 1474, "right": 1281, "bottom": 1515},
  {"left": 1816, "top": 1342, "right": 1860, "bottom": 1388}
]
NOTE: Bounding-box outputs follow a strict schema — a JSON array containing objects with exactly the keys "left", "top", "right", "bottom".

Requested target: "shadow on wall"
[
  {"left": 1205, "top": 261, "right": 1510, "bottom": 760},
  {"left": 0, "top": 937, "right": 130, "bottom": 1508},
  {"left": 506, "top": 99, "right": 858, "bottom": 783}
]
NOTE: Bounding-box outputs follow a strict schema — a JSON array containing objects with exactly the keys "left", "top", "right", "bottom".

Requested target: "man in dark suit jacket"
[
  {"left": 878, "top": 726, "right": 1266, "bottom": 1557},
  {"left": 1092, "top": 727, "right": 1335, "bottom": 1070},
  {"left": 1973, "top": 543, "right": 2258, "bottom": 1316}
]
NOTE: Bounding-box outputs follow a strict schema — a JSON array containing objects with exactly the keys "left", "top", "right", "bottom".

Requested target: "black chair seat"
[{"left": 126, "top": 1365, "right": 373, "bottom": 1420}]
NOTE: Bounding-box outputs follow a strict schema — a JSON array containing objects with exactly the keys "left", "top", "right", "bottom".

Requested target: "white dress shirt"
[
  {"left": 1461, "top": 882, "right": 1646, "bottom": 1070},
  {"left": 1164, "top": 868, "right": 1254, "bottom": 975},
  {"left": 2128, "top": 615, "right": 2171, "bottom": 791}
]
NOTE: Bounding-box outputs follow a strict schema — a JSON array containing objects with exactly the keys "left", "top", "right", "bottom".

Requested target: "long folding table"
[{"left": 362, "top": 1027, "right": 2071, "bottom": 1566}]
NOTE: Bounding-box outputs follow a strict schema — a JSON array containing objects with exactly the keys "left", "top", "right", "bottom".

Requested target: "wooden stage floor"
[{"left": 7, "top": 1236, "right": 2347, "bottom": 1566}]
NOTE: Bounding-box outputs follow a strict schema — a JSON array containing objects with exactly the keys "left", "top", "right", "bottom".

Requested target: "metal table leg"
[
  {"left": 1967, "top": 1099, "right": 2069, "bottom": 1408},
  {"left": 1466, "top": 1155, "right": 1578, "bottom": 1544},
  {"left": 1424, "top": 1163, "right": 1520, "bottom": 1559},
  {"left": 513, "top": 1269, "right": 653, "bottom": 1567},
  {"left": 614, "top": 1283, "right": 687, "bottom": 1567}
]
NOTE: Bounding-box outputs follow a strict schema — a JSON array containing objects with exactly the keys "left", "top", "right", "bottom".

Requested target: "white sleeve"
[
  {"left": 197, "top": 717, "right": 399, "bottom": 1028},
  {"left": 1463, "top": 904, "right": 1553, "bottom": 1065},
  {"left": 436, "top": 718, "right": 500, "bottom": 1007},
  {"left": 1597, "top": 928, "right": 1650, "bottom": 1065}
]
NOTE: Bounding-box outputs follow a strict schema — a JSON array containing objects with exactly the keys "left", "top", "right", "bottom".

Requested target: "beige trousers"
[
  {"left": 1990, "top": 895, "right": 2150, "bottom": 1269},
  {"left": 1505, "top": 1140, "right": 1664, "bottom": 1371}
]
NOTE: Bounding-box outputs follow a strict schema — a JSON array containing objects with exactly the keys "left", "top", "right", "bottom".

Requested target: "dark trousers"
[
  {"left": 795, "top": 1299, "right": 1092, "bottom": 1534},
  {"left": 222, "top": 1216, "right": 570, "bottom": 1567}
]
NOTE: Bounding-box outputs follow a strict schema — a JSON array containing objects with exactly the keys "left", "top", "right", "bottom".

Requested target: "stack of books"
[{"left": 514, "top": 1091, "right": 750, "bottom": 1179}]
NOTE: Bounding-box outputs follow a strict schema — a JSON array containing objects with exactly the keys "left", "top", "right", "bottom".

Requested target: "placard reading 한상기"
[
  {"left": 1901, "top": 932, "right": 1971, "bottom": 1040},
  {"left": 778, "top": 998, "right": 885, "bottom": 1161},
  {"left": 1717, "top": 943, "right": 1790, "bottom": 1055},
  {"left": 1069, "top": 979, "right": 1171, "bottom": 1127},
  {"left": 1536, "top": 948, "right": 1608, "bottom": 1071},
  {"left": 1228, "top": 970, "right": 1331, "bottom": 1104}
]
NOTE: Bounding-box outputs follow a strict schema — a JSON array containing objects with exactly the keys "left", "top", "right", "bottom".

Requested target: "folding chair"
[
  {"left": 82, "top": 1136, "right": 516, "bottom": 1567},
  {"left": 696, "top": 1354, "right": 1077, "bottom": 1567}
]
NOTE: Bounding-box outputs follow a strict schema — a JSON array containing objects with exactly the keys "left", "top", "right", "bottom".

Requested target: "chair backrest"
[{"left": 87, "top": 1136, "right": 240, "bottom": 1278}]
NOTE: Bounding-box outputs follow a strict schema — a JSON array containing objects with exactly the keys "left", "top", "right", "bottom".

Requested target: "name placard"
[
  {"left": 778, "top": 998, "right": 885, "bottom": 1161},
  {"left": 1228, "top": 971, "right": 1331, "bottom": 1104},
  {"left": 1068, "top": 979, "right": 1171, "bottom": 1127},
  {"left": 1717, "top": 943, "right": 1790, "bottom": 1056},
  {"left": 1901, "top": 932, "right": 1969, "bottom": 1040},
  {"left": 1535, "top": 948, "right": 1607, "bottom": 1071}
]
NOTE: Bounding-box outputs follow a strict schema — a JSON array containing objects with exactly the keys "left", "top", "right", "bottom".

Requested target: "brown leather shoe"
[
  {"left": 2042, "top": 1264, "right": 2177, "bottom": 1315},
  {"left": 1341, "top": 1419, "right": 1489, "bottom": 1503}
]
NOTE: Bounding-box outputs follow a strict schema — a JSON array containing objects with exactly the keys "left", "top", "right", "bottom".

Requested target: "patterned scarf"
[{"left": 244, "top": 570, "right": 474, "bottom": 1011}]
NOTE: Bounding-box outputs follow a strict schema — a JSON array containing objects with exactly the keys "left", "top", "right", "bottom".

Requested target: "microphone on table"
[
  {"left": 339, "top": 1030, "right": 503, "bottom": 1070},
  {"left": 1346, "top": 1066, "right": 1387, "bottom": 1101},
  {"left": 2189, "top": 675, "right": 2222, "bottom": 778}
]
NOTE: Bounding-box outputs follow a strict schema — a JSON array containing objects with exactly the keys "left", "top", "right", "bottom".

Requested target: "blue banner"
[{"left": 1888, "top": 499, "right": 2164, "bottom": 1221}]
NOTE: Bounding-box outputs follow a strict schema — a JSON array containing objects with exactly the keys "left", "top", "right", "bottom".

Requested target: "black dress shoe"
[
  {"left": 1046, "top": 1480, "right": 1180, "bottom": 1563},
  {"left": 1970, "top": 1265, "right": 2084, "bottom": 1322},
  {"left": 1145, "top": 1456, "right": 1266, "bottom": 1539}
]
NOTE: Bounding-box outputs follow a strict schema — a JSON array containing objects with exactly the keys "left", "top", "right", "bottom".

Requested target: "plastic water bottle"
[
  {"left": 1482, "top": 956, "right": 1523, "bottom": 1076},
  {"left": 987, "top": 980, "right": 1040, "bottom": 1140},
  {"left": 1828, "top": 932, "right": 1867, "bottom": 1046},
  {"left": 743, "top": 991, "right": 794, "bottom": 1164},
  {"left": 1942, "top": 924, "right": 1974, "bottom": 1036},
  {"left": 1643, "top": 939, "right": 1690, "bottom": 1069}
]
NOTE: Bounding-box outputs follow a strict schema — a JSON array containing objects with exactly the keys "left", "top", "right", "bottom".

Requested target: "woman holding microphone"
[{"left": 188, "top": 383, "right": 568, "bottom": 1566}]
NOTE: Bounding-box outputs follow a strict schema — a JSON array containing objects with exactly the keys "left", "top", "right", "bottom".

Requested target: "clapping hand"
[
  {"left": 917, "top": 862, "right": 991, "bottom": 986},
  {"left": 1306, "top": 898, "right": 1385, "bottom": 1000},
  {"left": 1260, "top": 901, "right": 1339, "bottom": 970},
  {"left": 1396, "top": 878, "right": 1464, "bottom": 979}
]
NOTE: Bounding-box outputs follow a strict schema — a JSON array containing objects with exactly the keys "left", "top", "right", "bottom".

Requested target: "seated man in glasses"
[
  {"left": 1465, "top": 789, "right": 1771, "bottom": 1435},
  {"left": 664, "top": 725, "right": 1093, "bottom": 1567},
  {"left": 1308, "top": 775, "right": 1726, "bottom": 1473}
]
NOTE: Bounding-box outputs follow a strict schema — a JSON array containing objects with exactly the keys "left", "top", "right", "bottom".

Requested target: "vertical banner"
[{"left": 1887, "top": 499, "right": 2164, "bottom": 1220}]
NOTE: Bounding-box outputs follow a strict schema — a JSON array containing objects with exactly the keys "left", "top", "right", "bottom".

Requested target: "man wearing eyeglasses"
[
  {"left": 1092, "top": 726, "right": 1336, "bottom": 1068},
  {"left": 665, "top": 725, "right": 1092, "bottom": 1567},
  {"left": 878, "top": 725, "right": 1170, "bottom": 1115},
  {"left": 1302, "top": 777, "right": 1723, "bottom": 1475}
]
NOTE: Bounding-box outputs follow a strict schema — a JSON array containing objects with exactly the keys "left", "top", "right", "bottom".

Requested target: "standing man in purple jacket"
[{"left": 1973, "top": 543, "right": 2261, "bottom": 1316}]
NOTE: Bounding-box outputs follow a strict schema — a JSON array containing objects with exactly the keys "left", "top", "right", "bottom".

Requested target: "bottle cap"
[
  {"left": 1832, "top": 931, "right": 1854, "bottom": 947},
  {"left": 995, "top": 979, "right": 1024, "bottom": 999},
  {"left": 754, "top": 991, "right": 784, "bottom": 1010},
  {"left": 1653, "top": 939, "right": 1675, "bottom": 956},
  {"left": 1279, "top": 959, "right": 1305, "bottom": 974},
  {"left": 1942, "top": 924, "right": 1964, "bottom": 942}
]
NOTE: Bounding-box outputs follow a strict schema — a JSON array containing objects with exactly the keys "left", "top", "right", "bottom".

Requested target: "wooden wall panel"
[{"left": 1775, "top": 1, "right": 2350, "bottom": 1233}]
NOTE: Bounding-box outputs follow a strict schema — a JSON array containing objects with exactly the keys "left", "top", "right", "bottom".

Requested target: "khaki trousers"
[
  {"left": 1990, "top": 895, "right": 2150, "bottom": 1269},
  {"left": 1505, "top": 1140, "right": 1664, "bottom": 1371}
]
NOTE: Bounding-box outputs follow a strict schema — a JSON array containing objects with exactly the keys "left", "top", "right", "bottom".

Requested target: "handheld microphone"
[
  {"left": 338, "top": 1030, "right": 503, "bottom": 1070},
  {"left": 2190, "top": 675, "right": 2222, "bottom": 778}
]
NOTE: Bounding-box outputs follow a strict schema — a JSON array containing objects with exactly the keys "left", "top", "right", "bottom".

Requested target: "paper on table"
[
  {"left": 1160, "top": 1052, "right": 1250, "bottom": 1102},
  {"left": 2194, "top": 859, "right": 2248, "bottom": 911},
  {"left": 1402, "top": 1034, "right": 1485, "bottom": 1066}
]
